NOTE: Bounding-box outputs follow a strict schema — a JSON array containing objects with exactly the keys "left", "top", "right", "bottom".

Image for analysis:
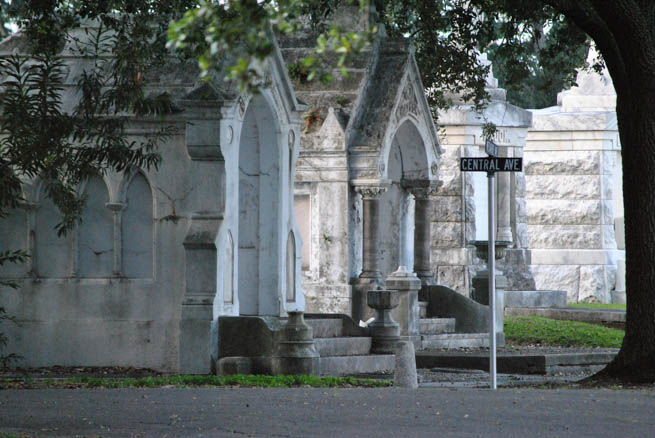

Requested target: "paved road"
[{"left": 2, "top": 387, "right": 655, "bottom": 437}]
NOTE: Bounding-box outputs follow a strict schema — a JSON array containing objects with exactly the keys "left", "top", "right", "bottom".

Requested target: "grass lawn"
[
  {"left": 0, "top": 374, "right": 392, "bottom": 390},
  {"left": 504, "top": 316, "right": 624, "bottom": 348},
  {"left": 568, "top": 302, "right": 626, "bottom": 311}
]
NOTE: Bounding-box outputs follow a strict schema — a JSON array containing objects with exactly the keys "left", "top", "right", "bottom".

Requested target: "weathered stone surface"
[
  {"left": 527, "top": 200, "right": 602, "bottom": 225},
  {"left": 528, "top": 225, "right": 602, "bottom": 249},
  {"left": 432, "top": 196, "right": 463, "bottom": 222},
  {"left": 524, "top": 151, "right": 600, "bottom": 175},
  {"left": 435, "top": 265, "right": 467, "bottom": 294},
  {"left": 431, "top": 222, "right": 463, "bottom": 249},
  {"left": 431, "top": 248, "right": 469, "bottom": 266},
  {"left": 438, "top": 146, "right": 462, "bottom": 171},
  {"left": 436, "top": 171, "right": 463, "bottom": 196},
  {"left": 394, "top": 341, "right": 418, "bottom": 389},
  {"left": 579, "top": 265, "right": 615, "bottom": 303},
  {"left": 217, "top": 357, "right": 253, "bottom": 376},
  {"left": 526, "top": 175, "right": 601, "bottom": 200},
  {"left": 531, "top": 265, "right": 580, "bottom": 302}
]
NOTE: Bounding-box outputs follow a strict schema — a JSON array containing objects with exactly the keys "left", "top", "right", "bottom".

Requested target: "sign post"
[{"left": 460, "top": 140, "right": 522, "bottom": 390}]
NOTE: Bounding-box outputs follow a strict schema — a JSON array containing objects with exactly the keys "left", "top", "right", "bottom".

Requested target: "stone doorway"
[{"left": 238, "top": 95, "right": 281, "bottom": 316}]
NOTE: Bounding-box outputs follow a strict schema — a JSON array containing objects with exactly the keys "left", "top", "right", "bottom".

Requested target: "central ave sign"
[
  {"left": 459, "top": 140, "right": 524, "bottom": 390},
  {"left": 460, "top": 157, "right": 523, "bottom": 172}
]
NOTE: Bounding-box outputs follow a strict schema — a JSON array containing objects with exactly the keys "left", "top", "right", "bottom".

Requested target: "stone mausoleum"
[{"left": 0, "top": 8, "right": 625, "bottom": 374}]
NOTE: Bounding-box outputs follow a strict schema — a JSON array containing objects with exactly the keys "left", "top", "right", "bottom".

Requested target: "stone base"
[
  {"left": 216, "top": 357, "right": 253, "bottom": 376},
  {"left": 504, "top": 290, "right": 567, "bottom": 308},
  {"left": 271, "top": 356, "right": 319, "bottom": 376}
]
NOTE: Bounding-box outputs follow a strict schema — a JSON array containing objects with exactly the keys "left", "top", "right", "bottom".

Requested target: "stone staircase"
[
  {"left": 305, "top": 316, "right": 395, "bottom": 376},
  {"left": 418, "top": 301, "right": 494, "bottom": 349}
]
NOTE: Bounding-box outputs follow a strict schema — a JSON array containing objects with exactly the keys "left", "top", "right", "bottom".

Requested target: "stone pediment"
[{"left": 347, "top": 41, "right": 440, "bottom": 155}]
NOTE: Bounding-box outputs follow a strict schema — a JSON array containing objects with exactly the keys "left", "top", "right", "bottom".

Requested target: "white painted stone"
[
  {"left": 432, "top": 196, "right": 463, "bottom": 222},
  {"left": 579, "top": 265, "right": 613, "bottom": 303},
  {"left": 524, "top": 150, "right": 600, "bottom": 175},
  {"left": 431, "top": 222, "right": 462, "bottom": 249},
  {"left": 526, "top": 175, "right": 601, "bottom": 200},
  {"left": 531, "top": 265, "right": 580, "bottom": 302},
  {"left": 527, "top": 200, "right": 601, "bottom": 225},
  {"left": 528, "top": 225, "right": 602, "bottom": 249}
]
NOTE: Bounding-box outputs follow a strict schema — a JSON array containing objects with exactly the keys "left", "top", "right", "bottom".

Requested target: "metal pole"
[{"left": 488, "top": 171, "right": 497, "bottom": 390}]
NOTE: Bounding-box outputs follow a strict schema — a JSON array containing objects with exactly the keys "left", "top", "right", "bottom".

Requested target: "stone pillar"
[
  {"left": 367, "top": 289, "right": 400, "bottom": 354},
  {"left": 352, "top": 183, "right": 387, "bottom": 323},
  {"left": 385, "top": 267, "right": 421, "bottom": 349},
  {"left": 106, "top": 202, "right": 126, "bottom": 276},
  {"left": 407, "top": 183, "right": 439, "bottom": 288},
  {"left": 497, "top": 148, "right": 513, "bottom": 242}
]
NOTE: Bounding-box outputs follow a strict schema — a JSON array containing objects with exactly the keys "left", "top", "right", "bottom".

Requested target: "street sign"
[
  {"left": 460, "top": 157, "right": 523, "bottom": 172},
  {"left": 460, "top": 151, "right": 522, "bottom": 390},
  {"left": 485, "top": 139, "right": 498, "bottom": 157}
]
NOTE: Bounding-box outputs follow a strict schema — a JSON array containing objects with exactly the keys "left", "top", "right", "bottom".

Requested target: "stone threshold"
[{"left": 416, "top": 349, "right": 618, "bottom": 375}]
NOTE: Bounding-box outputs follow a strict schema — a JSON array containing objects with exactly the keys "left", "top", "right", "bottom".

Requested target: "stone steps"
[
  {"left": 420, "top": 318, "right": 456, "bottom": 335},
  {"left": 319, "top": 354, "right": 395, "bottom": 376},
  {"left": 314, "top": 337, "right": 372, "bottom": 357},
  {"left": 421, "top": 333, "right": 491, "bottom": 349},
  {"left": 306, "top": 318, "right": 344, "bottom": 338}
]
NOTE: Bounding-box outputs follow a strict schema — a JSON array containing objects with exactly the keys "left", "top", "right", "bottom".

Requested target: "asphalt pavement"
[{"left": 2, "top": 386, "right": 655, "bottom": 437}]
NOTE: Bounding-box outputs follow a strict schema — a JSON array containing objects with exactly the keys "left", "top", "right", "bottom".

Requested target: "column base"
[{"left": 352, "top": 276, "right": 383, "bottom": 323}]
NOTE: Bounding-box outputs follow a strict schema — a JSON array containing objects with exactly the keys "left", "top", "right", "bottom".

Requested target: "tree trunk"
[{"left": 598, "top": 79, "right": 655, "bottom": 382}]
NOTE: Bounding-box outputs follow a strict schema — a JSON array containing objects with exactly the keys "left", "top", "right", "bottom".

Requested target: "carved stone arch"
[
  {"left": 78, "top": 174, "right": 113, "bottom": 277},
  {"left": 121, "top": 170, "right": 154, "bottom": 278},
  {"left": 33, "top": 179, "right": 75, "bottom": 277}
]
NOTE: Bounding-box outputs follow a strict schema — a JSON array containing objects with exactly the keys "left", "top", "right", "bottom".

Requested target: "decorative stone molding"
[
  {"left": 403, "top": 180, "right": 441, "bottom": 200},
  {"left": 395, "top": 80, "right": 419, "bottom": 122},
  {"left": 353, "top": 183, "right": 388, "bottom": 199}
]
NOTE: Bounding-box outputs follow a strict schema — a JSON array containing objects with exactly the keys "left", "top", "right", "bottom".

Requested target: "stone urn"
[
  {"left": 367, "top": 289, "right": 400, "bottom": 354},
  {"left": 271, "top": 311, "right": 319, "bottom": 375}
]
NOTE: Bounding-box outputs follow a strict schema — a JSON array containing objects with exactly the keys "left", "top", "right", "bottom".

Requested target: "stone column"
[
  {"left": 408, "top": 183, "right": 439, "bottom": 288},
  {"left": 497, "top": 148, "right": 513, "bottom": 242},
  {"left": 106, "top": 202, "right": 126, "bottom": 276},
  {"left": 352, "top": 183, "right": 387, "bottom": 323}
]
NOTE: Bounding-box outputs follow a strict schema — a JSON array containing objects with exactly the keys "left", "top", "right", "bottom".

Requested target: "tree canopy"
[{"left": 2, "top": 0, "right": 654, "bottom": 382}]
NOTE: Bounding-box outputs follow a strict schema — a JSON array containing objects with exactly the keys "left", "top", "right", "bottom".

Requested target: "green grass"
[
  {"left": 0, "top": 374, "right": 392, "bottom": 390},
  {"left": 568, "top": 302, "right": 626, "bottom": 310},
  {"left": 504, "top": 316, "right": 624, "bottom": 348}
]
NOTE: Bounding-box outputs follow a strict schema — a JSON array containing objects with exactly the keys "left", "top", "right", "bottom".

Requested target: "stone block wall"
[{"left": 525, "top": 120, "right": 621, "bottom": 303}]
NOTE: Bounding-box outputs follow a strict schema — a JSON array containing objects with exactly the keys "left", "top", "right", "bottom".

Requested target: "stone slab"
[
  {"left": 314, "top": 337, "right": 372, "bottom": 357},
  {"left": 416, "top": 350, "right": 617, "bottom": 375},
  {"left": 420, "top": 333, "right": 505, "bottom": 349},
  {"left": 419, "top": 318, "right": 456, "bottom": 335},
  {"left": 504, "top": 290, "right": 567, "bottom": 308},
  {"left": 318, "top": 354, "right": 395, "bottom": 376}
]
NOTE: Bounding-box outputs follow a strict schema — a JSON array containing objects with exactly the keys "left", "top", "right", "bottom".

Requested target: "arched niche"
[
  {"left": 78, "top": 176, "right": 113, "bottom": 277},
  {"left": 122, "top": 172, "right": 153, "bottom": 278},
  {"left": 0, "top": 208, "right": 28, "bottom": 277},
  {"left": 238, "top": 94, "right": 280, "bottom": 315},
  {"left": 35, "top": 185, "right": 74, "bottom": 277},
  {"left": 379, "top": 120, "right": 429, "bottom": 277},
  {"left": 286, "top": 231, "right": 296, "bottom": 302}
]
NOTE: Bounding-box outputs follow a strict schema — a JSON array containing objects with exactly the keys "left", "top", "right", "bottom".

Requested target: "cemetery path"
[{"left": 1, "top": 386, "right": 654, "bottom": 437}]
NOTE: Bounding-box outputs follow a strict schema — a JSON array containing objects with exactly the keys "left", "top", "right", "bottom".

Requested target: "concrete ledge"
[
  {"left": 505, "top": 307, "right": 625, "bottom": 325},
  {"left": 504, "top": 290, "right": 567, "bottom": 308},
  {"left": 416, "top": 350, "right": 617, "bottom": 375}
]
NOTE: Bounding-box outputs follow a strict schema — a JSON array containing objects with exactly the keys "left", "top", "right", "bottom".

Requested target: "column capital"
[
  {"left": 352, "top": 179, "right": 390, "bottom": 199},
  {"left": 105, "top": 202, "right": 126, "bottom": 212},
  {"left": 404, "top": 180, "right": 441, "bottom": 200}
]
